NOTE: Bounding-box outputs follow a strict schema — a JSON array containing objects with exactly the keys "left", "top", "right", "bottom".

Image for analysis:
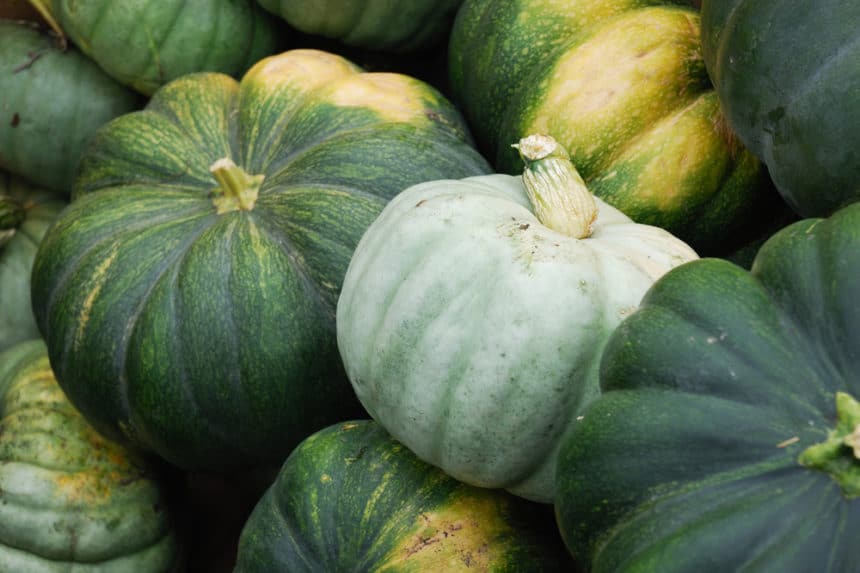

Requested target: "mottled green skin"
[
  {"left": 234, "top": 420, "right": 573, "bottom": 572},
  {"left": 0, "top": 21, "right": 142, "bottom": 193},
  {"left": 30, "top": 54, "right": 491, "bottom": 472},
  {"left": 449, "top": 0, "right": 778, "bottom": 255},
  {"left": 701, "top": 0, "right": 860, "bottom": 217},
  {"left": 0, "top": 341, "right": 182, "bottom": 572},
  {"left": 0, "top": 172, "right": 66, "bottom": 352},
  {"left": 40, "top": 0, "right": 284, "bottom": 95},
  {"left": 258, "top": 0, "right": 462, "bottom": 52},
  {"left": 555, "top": 203, "right": 860, "bottom": 571}
]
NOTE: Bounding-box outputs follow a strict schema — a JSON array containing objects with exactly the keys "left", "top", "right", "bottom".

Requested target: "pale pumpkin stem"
[
  {"left": 25, "top": 0, "right": 66, "bottom": 44},
  {"left": 209, "top": 158, "right": 264, "bottom": 214},
  {"left": 0, "top": 197, "right": 25, "bottom": 249},
  {"left": 799, "top": 392, "right": 860, "bottom": 498},
  {"left": 512, "top": 134, "right": 598, "bottom": 240}
]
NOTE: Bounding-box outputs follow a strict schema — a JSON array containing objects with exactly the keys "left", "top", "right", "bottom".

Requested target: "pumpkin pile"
[{"left": 0, "top": 0, "right": 856, "bottom": 571}]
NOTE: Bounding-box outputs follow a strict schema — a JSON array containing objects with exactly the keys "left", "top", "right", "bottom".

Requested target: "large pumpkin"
[
  {"left": 701, "top": 0, "right": 860, "bottom": 217},
  {"left": 234, "top": 420, "right": 573, "bottom": 572},
  {"left": 337, "top": 135, "right": 697, "bottom": 502},
  {"left": 448, "top": 0, "right": 777, "bottom": 254},
  {"left": 0, "top": 340, "right": 182, "bottom": 571},
  {"left": 30, "top": 49, "right": 491, "bottom": 472},
  {"left": 555, "top": 202, "right": 860, "bottom": 571}
]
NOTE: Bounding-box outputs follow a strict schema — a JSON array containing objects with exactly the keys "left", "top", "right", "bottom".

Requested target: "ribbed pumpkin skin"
[
  {"left": 234, "top": 420, "right": 573, "bottom": 572},
  {"left": 0, "top": 340, "right": 182, "bottom": 571},
  {"left": 36, "top": 0, "right": 283, "bottom": 95},
  {"left": 449, "top": 0, "right": 775, "bottom": 254},
  {"left": 701, "top": 0, "right": 860, "bottom": 217},
  {"left": 0, "top": 21, "right": 142, "bottom": 193},
  {"left": 0, "top": 172, "right": 66, "bottom": 352},
  {"left": 30, "top": 49, "right": 491, "bottom": 472},
  {"left": 257, "top": 0, "right": 462, "bottom": 52},
  {"left": 555, "top": 203, "right": 860, "bottom": 571}
]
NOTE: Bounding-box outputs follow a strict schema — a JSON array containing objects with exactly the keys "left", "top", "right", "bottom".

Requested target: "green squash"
[
  {"left": 28, "top": 0, "right": 284, "bottom": 96},
  {"left": 0, "top": 20, "right": 142, "bottom": 193},
  {"left": 234, "top": 420, "right": 573, "bottom": 572},
  {"left": 448, "top": 0, "right": 777, "bottom": 255},
  {"left": 257, "top": 0, "right": 463, "bottom": 52},
  {"left": 30, "top": 49, "right": 491, "bottom": 473},
  {"left": 555, "top": 202, "right": 860, "bottom": 571},
  {"left": 337, "top": 135, "right": 697, "bottom": 503},
  {"left": 0, "top": 172, "right": 66, "bottom": 352},
  {"left": 701, "top": 0, "right": 860, "bottom": 217},
  {"left": 0, "top": 340, "right": 182, "bottom": 571}
]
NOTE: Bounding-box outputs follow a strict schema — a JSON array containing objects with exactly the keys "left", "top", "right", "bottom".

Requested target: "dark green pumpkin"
[
  {"left": 0, "top": 340, "right": 182, "bottom": 571},
  {"left": 555, "top": 202, "right": 860, "bottom": 571},
  {"left": 701, "top": 0, "right": 860, "bottom": 217},
  {"left": 0, "top": 20, "right": 142, "bottom": 193},
  {"left": 235, "top": 420, "right": 573, "bottom": 572},
  {"left": 30, "top": 49, "right": 491, "bottom": 472},
  {"left": 0, "top": 172, "right": 66, "bottom": 351}
]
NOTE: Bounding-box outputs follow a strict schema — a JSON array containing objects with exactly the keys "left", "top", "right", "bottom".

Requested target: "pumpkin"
[
  {"left": 234, "top": 420, "right": 573, "bottom": 572},
  {"left": 257, "top": 0, "right": 463, "bottom": 52},
  {"left": 448, "top": 0, "right": 777, "bottom": 255},
  {"left": 0, "top": 20, "right": 142, "bottom": 193},
  {"left": 701, "top": 0, "right": 860, "bottom": 217},
  {"left": 27, "top": 0, "right": 284, "bottom": 96},
  {"left": 30, "top": 49, "right": 491, "bottom": 472},
  {"left": 555, "top": 202, "right": 860, "bottom": 571},
  {"left": 0, "top": 340, "right": 182, "bottom": 571},
  {"left": 337, "top": 135, "right": 697, "bottom": 503},
  {"left": 0, "top": 172, "right": 66, "bottom": 352}
]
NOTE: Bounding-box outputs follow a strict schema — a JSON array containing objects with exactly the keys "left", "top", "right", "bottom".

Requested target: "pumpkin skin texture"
[
  {"left": 701, "top": 0, "right": 860, "bottom": 217},
  {"left": 30, "top": 49, "right": 491, "bottom": 473},
  {"left": 448, "top": 0, "right": 776, "bottom": 255},
  {"left": 0, "top": 20, "right": 142, "bottom": 193},
  {"left": 234, "top": 420, "right": 574, "bottom": 572},
  {"left": 336, "top": 136, "right": 698, "bottom": 503},
  {"left": 28, "top": 0, "right": 284, "bottom": 96},
  {"left": 0, "top": 340, "right": 182, "bottom": 572},
  {"left": 0, "top": 172, "right": 66, "bottom": 352},
  {"left": 555, "top": 202, "right": 860, "bottom": 572}
]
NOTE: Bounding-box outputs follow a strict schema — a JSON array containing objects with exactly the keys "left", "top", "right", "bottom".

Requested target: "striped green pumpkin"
[
  {"left": 235, "top": 420, "right": 573, "bottom": 572},
  {"left": 0, "top": 340, "right": 182, "bottom": 572},
  {"left": 30, "top": 49, "right": 491, "bottom": 472}
]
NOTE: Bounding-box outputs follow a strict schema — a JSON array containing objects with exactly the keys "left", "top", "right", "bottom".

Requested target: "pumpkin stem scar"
[
  {"left": 799, "top": 392, "right": 860, "bottom": 498},
  {"left": 209, "top": 158, "right": 264, "bottom": 214}
]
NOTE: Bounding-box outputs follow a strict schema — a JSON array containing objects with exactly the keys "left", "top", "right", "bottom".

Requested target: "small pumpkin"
[
  {"left": 337, "top": 135, "right": 697, "bottom": 503},
  {"left": 555, "top": 202, "right": 860, "bottom": 571}
]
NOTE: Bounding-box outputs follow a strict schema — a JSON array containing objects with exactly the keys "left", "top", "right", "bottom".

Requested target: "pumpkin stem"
[
  {"left": 209, "top": 158, "right": 264, "bottom": 214},
  {"left": 512, "top": 134, "right": 598, "bottom": 240},
  {"left": 798, "top": 392, "right": 860, "bottom": 499},
  {"left": 0, "top": 196, "right": 25, "bottom": 249},
  {"left": 25, "top": 1, "right": 66, "bottom": 46}
]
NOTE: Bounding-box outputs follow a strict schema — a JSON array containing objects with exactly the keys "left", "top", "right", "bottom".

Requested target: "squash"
[
  {"left": 27, "top": 0, "right": 284, "bottom": 96},
  {"left": 30, "top": 49, "right": 491, "bottom": 472},
  {"left": 337, "top": 135, "right": 697, "bottom": 503},
  {"left": 555, "top": 202, "right": 860, "bottom": 571},
  {"left": 701, "top": 0, "right": 860, "bottom": 217},
  {"left": 448, "top": 0, "right": 777, "bottom": 255},
  {"left": 257, "top": 0, "right": 462, "bottom": 52},
  {"left": 234, "top": 420, "right": 573, "bottom": 572},
  {"left": 0, "top": 20, "right": 142, "bottom": 193},
  {"left": 0, "top": 340, "right": 182, "bottom": 571},
  {"left": 0, "top": 172, "right": 65, "bottom": 352}
]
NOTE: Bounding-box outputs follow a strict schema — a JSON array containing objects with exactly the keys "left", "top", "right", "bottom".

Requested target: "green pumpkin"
[
  {"left": 701, "top": 0, "right": 860, "bottom": 217},
  {"left": 235, "top": 420, "right": 573, "bottom": 572},
  {"left": 337, "top": 135, "right": 697, "bottom": 503},
  {"left": 0, "top": 20, "right": 142, "bottom": 193},
  {"left": 28, "top": 0, "right": 284, "bottom": 96},
  {"left": 0, "top": 172, "right": 66, "bottom": 352},
  {"left": 0, "top": 340, "right": 182, "bottom": 571},
  {"left": 448, "top": 0, "right": 777, "bottom": 254},
  {"left": 555, "top": 202, "right": 860, "bottom": 571},
  {"left": 30, "top": 49, "right": 491, "bottom": 472},
  {"left": 257, "top": 0, "right": 462, "bottom": 52}
]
